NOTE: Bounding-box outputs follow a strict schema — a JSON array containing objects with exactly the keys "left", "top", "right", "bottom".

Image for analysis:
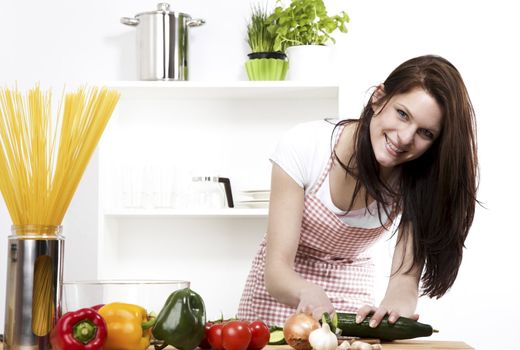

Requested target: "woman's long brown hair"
[{"left": 334, "top": 55, "right": 478, "bottom": 298}]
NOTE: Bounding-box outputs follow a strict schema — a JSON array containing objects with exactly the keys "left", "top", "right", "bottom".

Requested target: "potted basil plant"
[
  {"left": 245, "top": 4, "right": 288, "bottom": 81},
  {"left": 267, "top": 0, "right": 349, "bottom": 80}
]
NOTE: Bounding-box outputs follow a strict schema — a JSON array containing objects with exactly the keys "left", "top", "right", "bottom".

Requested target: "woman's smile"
[{"left": 384, "top": 134, "right": 406, "bottom": 156}]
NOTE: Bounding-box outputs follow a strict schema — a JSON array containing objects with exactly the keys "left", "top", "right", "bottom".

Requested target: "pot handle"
[
  {"left": 187, "top": 18, "right": 205, "bottom": 27},
  {"left": 120, "top": 17, "right": 140, "bottom": 26}
]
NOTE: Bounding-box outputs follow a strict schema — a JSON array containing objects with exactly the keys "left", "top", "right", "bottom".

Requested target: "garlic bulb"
[{"left": 309, "top": 322, "right": 338, "bottom": 350}]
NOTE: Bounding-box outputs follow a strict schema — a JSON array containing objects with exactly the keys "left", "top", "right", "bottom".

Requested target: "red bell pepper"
[
  {"left": 50, "top": 307, "right": 107, "bottom": 350},
  {"left": 90, "top": 304, "right": 105, "bottom": 311}
]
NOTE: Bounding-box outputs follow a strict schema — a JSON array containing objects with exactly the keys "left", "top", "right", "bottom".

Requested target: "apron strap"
[{"left": 309, "top": 123, "right": 346, "bottom": 195}]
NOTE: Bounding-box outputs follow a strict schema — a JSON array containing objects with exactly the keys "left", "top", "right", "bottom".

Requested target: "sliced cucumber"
[
  {"left": 268, "top": 329, "right": 286, "bottom": 345},
  {"left": 322, "top": 312, "right": 341, "bottom": 335}
]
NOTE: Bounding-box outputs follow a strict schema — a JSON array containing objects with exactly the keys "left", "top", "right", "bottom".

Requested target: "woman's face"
[{"left": 369, "top": 87, "right": 443, "bottom": 174}]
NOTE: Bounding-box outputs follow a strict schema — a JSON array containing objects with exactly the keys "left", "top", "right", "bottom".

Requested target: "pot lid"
[{"left": 133, "top": 2, "right": 191, "bottom": 18}]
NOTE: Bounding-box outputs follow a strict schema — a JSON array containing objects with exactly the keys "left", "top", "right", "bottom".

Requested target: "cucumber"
[
  {"left": 336, "top": 312, "right": 438, "bottom": 341},
  {"left": 322, "top": 312, "right": 341, "bottom": 335},
  {"left": 268, "top": 328, "right": 287, "bottom": 345}
]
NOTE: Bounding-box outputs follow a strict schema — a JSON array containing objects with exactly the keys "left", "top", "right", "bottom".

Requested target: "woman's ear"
[{"left": 371, "top": 84, "right": 385, "bottom": 113}]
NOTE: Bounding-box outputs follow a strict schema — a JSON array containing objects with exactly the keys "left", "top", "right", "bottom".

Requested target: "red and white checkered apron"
[{"left": 238, "top": 126, "right": 395, "bottom": 326}]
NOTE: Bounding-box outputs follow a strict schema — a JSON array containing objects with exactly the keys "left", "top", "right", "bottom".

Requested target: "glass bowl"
[{"left": 62, "top": 280, "right": 190, "bottom": 315}]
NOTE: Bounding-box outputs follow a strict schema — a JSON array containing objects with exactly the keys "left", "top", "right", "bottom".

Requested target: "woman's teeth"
[{"left": 385, "top": 135, "right": 405, "bottom": 153}]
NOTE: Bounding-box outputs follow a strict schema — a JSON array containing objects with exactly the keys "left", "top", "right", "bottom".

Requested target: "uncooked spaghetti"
[
  {"left": 0, "top": 84, "right": 120, "bottom": 226},
  {"left": 32, "top": 255, "right": 54, "bottom": 336}
]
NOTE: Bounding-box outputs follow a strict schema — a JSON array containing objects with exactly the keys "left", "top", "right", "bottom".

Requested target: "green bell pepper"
[{"left": 152, "top": 287, "right": 206, "bottom": 350}]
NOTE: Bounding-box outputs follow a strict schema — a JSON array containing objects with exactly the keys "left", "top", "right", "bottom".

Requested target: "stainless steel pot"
[{"left": 121, "top": 3, "right": 205, "bottom": 81}]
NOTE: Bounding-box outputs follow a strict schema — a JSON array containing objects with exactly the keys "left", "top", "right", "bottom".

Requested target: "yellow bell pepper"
[{"left": 98, "top": 302, "right": 155, "bottom": 350}]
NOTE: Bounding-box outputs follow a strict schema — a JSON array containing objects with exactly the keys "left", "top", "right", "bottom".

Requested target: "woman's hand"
[
  {"left": 297, "top": 283, "right": 335, "bottom": 320},
  {"left": 355, "top": 299, "right": 419, "bottom": 328}
]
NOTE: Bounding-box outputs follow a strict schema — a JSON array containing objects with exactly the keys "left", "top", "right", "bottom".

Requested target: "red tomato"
[
  {"left": 199, "top": 322, "right": 214, "bottom": 349},
  {"left": 248, "top": 320, "right": 270, "bottom": 350},
  {"left": 222, "top": 320, "right": 252, "bottom": 350},
  {"left": 207, "top": 323, "right": 225, "bottom": 350}
]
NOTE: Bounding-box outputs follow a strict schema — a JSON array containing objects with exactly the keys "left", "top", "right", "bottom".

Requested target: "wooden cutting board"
[{"left": 266, "top": 342, "right": 473, "bottom": 350}]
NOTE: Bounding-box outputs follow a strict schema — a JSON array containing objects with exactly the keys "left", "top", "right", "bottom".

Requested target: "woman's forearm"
[
  {"left": 264, "top": 164, "right": 309, "bottom": 308},
  {"left": 264, "top": 256, "right": 310, "bottom": 307},
  {"left": 381, "top": 226, "right": 422, "bottom": 313},
  {"left": 384, "top": 272, "right": 419, "bottom": 303}
]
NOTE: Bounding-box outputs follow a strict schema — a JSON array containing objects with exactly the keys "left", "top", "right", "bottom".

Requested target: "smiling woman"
[{"left": 238, "top": 55, "right": 479, "bottom": 330}]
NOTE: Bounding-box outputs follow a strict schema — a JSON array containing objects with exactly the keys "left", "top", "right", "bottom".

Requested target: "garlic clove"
[
  {"left": 350, "top": 341, "right": 372, "bottom": 350},
  {"left": 337, "top": 340, "right": 350, "bottom": 350}
]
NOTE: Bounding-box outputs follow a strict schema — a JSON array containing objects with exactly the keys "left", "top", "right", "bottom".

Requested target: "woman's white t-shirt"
[{"left": 270, "top": 119, "right": 388, "bottom": 229}]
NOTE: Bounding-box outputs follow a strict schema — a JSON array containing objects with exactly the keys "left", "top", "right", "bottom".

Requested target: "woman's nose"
[{"left": 398, "top": 125, "right": 416, "bottom": 146}]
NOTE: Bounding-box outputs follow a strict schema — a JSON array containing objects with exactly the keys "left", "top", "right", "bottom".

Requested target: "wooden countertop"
[
  {"left": 0, "top": 342, "right": 474, "bottom": 350},
  {"left": 267, "top": 343, "right": 473, "bottom": 350}
]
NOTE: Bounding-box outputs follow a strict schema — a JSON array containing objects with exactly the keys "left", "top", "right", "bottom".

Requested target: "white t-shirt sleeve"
[
  {"left": 270, "top": 119, "right": 393, "bottom": 229},
  {"left": 270, "top": 120, "right": 334, "bottom": 190}
]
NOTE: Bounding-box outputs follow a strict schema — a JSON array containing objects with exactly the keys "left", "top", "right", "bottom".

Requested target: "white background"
[{"left": 1, "top": 1, "right": 519, "bottom": 349}]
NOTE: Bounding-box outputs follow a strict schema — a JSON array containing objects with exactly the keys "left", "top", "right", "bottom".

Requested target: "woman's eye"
[
  {"left": 419, "top": 129, "right": 434, "bottom": 139},
  {"left": 397, "top": 109, "right": 407, "bottom": 119}
]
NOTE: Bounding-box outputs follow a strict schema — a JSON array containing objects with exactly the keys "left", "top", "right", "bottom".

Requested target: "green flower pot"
[{"left": 245, "top": 52, "right": 289, "bottom": 81}]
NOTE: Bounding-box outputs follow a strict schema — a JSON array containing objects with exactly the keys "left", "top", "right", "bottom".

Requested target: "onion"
[{"left": 283, "top": 313, "right": 320, "bottom": 350}]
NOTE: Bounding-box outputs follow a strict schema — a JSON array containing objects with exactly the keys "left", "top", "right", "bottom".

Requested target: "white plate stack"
[{"left": 236, "top": 189, "right": 270, "bottom": 208}]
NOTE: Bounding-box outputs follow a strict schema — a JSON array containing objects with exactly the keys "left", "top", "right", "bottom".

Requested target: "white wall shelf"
[
  {"left": 95, "top": 82, "right": 340, "bottom": 320},
  {"left": 105, "top": 81, "right": 339, "bottom": 100},
  {"left": 103, "top": 208, "right": 268, "bottom": 218}
]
